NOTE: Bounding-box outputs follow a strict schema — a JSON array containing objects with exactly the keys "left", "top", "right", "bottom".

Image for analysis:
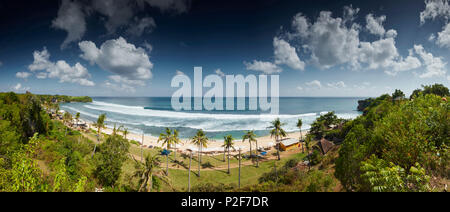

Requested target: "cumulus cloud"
[
  {"left": 244, "top": 60, "right": 282, "bottom": 74},
  {"left": 327, "top": 81, "right": 347, "bottom": 88},
  {"left": 436, "top": 23, "right": 450, "bottom": 48},
  {"left": 285, "top": 6, "right": 424, "bottom": 76},
  {"left": 28, "top": 48, "right": 95, "bottom": 86},
  {"left": 52, "top": 0, "right": 86, "bottom": 49},
  {"left": 12, "top": 83, "right": 30, "bottom": 92},
  {"left": 420, "top": 0, "right": 450, "bottom": 49},
  {"left": 420, "top": 0, "right": 450, "bottom": 24},
  {"left": 79, "top": 37, "right": 153, "bottom": 91},
  {"left": 305, "top": 80, "right": 322, "bottom": 89},
  {"left": 366, "top": 14, "right": 386, "bottom": 36},
  {"left": 273, "top": 37, "right": 305, "bottom": 71},
  {"left": 103, "top": 80, "right": 136, "bottom": 93},
  {"left": 16, "top": 72, "right": 32, "bottom": 80},
  {"left": 215, "top": 69, "right": 225, "bottom": 77},
  {"left": 413, "top": 45, "right": 447, "bottom": 78}
]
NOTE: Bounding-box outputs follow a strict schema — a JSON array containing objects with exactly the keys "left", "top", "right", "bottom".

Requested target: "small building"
[
  {"left": 278, "top": 138, "right": 301, "bottom": 151},
  {"left": 316, "top": 138, "right": 335, "bottom": 155}
]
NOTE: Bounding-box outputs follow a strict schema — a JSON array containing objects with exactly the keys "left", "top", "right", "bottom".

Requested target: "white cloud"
[
  {"left": 79, "top": 37, "right": 153, "bottom": 91},
  {"left": 297, "top": 86, "right": 303, "bottom": 91},
  {"left": 244, "top": 60, "right": 282, "bottom": 74},
  {"left": 273, "top": 37, "right": 305, "bottom": 71},
  {"left": 327, "top": 81, "right": 347, "bottom": 88},
  {"left": 305, "top": 80, "right": 322, "bottom": 89},
  {"left": 291, "top": 11, "right": 361, "bottom": 69},
  {"left": 343, "top": 5, "right": 360, "bottom": 24},
  {"left": 16, "top": 72, "right": 32, "bottom": 79},
  {"left": 215, "top": 69, "right": 225, "bottom": 77},
  {"left": 420, "top": 0, "right": 450, "bottom": 24},
  {"left": 13, "top": 83, "right": 30, "bottom": 92},
  {"left": 28, "top": 48, "right": 95, "bottom": 86},
  {"left": 429, "top": 33, "right": 436, "bottom": 41},
  {"left": 366, "top": 14, "right": 386, "bottom": 36},
  {"left": 79, "top": 37, "right": 153, "bottom": 81},
  {"left": 103, "top": 80, "right": 136, "bottom": 93},
  {"left": 52, "top": 0, "right": 86, "bottom": 49},
  {"left": 413, "top": 45, "right": 447, "bottom": 78},
  {"left": 420, "top": 0, "right": 450, "bottom": 49},
  {"left": 436, "top": 23, "right": 450, "bottom": 48},
  {"left": 286, "top": 7, "right": 423, "bottom": 76},
  {"left": 291, "top": 13, "right": 310, "bottom": 38}
]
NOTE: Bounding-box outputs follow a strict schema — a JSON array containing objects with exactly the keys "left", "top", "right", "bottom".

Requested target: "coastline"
[{"left": 83, "top": 118, "right": 306, "bottom": 154}]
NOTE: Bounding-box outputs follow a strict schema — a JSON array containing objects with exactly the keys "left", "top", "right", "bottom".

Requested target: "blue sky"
[{"left": 0, "top": 0, "right": 449, "bottom": 97}]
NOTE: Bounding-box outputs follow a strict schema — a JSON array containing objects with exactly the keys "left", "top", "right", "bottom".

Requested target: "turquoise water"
[{"left": 61, "top": 97, "right": 363, "bottom": 140}]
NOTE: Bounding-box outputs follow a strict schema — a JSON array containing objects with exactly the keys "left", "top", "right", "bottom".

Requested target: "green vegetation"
[
  {"left": 37, "top": 94, "right": 92, "bottom": 103},
  {"left": 1, "top": 83, "right": 448, "bottom": 192},
  {"left": 336, "top": 84, "right": 449, "bottom": 192}
]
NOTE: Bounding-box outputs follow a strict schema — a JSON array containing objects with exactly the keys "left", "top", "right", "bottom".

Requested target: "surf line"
[{"left": 171, "top": 67, "right": 279, "bottom": 114}]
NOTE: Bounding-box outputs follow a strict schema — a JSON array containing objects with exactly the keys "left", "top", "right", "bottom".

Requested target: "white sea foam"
[
  {"left": 63, "top": 100, "right": 361, "bottom": 133},
  {"left": 86, "top": 101, "right": 318, "bottom": 120}
]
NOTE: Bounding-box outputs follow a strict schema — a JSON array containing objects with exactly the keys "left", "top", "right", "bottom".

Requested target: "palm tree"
[
  {"left": 63, "top": 112, "right": 72, "bottom": 136},
  {"left": 92, "top": 113, "right": 106, "bottom": 156},
  {"left": 242, "top": 131, "right": 256, "bottom": 157},
  {"left": 75, "top": 112, "right": 80, "bottom": 127},
  {"left": 158, "top": 128, "right": 176, "bottom": 176},
  {"left": 191, "top": 130, "right": 208, "bottom": 177},
  {"left": 243, "top": 131, "right": 258, "bottom": 167},
  {"left": 122, "top": 128, "right": 129, "bottom": 140},
  {"left": 172, "top": 130, "right": 181, "bottom": 162},
  {"left": 132, "top": 154, "right": 164, "bottom": 192},
  {"left": 223, "top": 135, "right": 235, "bottom": 174},
  {"left": 112, "top": 123, "right": 118, "bottom": 135},
  {"left": 297, "top": 119, "right": 304, "bottom": 153},
  {"left": 268, "top": 118, "right": 287, "bottom": 161}
]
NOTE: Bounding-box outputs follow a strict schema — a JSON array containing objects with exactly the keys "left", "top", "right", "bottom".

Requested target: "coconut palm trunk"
[
  {"left": 255, "top": 140, "right": 259, "bottom": 167},
  {"left": 149, "top": 172, "right": 153, "bottom": 192},
  {"left": 166, "top": 154, "right": 169, "bottom": 176},
  {"left": 223, "top": 146, "right": 226, "bottom": 162},
  {"left": 238, "top": 148, "right": 241, "bottom": 188},
  {"left": 198, "top": 144, "right": 201, "bottom": 177},
  {"left": 188, "top": 151, "right": 192, "bottom": 192},
  {"left": 276, "top": 135, "right": 281, "bottom": 161},
  {"left": 227, "top": 147, "right": 231, "bottom": 174}
]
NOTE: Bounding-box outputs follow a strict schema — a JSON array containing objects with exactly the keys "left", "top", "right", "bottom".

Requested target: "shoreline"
[{"left": 82, "top": 118, "right": 307, "bottom": 154}]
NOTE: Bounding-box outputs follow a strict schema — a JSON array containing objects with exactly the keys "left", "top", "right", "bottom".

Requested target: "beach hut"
[
  {"left": 278, "top": 138, "right": 300, "bottom": 151},
  {"left": 316, "top": 138, "right": 335, "bottom": 155}
]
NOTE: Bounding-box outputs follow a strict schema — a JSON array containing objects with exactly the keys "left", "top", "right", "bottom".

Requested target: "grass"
[
  {"left": 84, "top": 128, "right": 307, "bottom": 191},
  {"left": 120, "top": 149, "right": 306, "bottom": 192}
]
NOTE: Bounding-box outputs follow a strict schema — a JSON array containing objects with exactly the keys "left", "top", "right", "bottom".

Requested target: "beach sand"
[{"left": 84, "top": 119, "right": 307, "bottom": 154}]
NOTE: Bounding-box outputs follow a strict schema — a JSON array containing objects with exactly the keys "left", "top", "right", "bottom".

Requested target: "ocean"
[{"left": 60, "top": 97, "right": 364, "bottom": 140}]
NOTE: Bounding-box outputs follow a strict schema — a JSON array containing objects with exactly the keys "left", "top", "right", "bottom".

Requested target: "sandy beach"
[{"left": 82, "top": 118, "right": 306, "bottom": 154}]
